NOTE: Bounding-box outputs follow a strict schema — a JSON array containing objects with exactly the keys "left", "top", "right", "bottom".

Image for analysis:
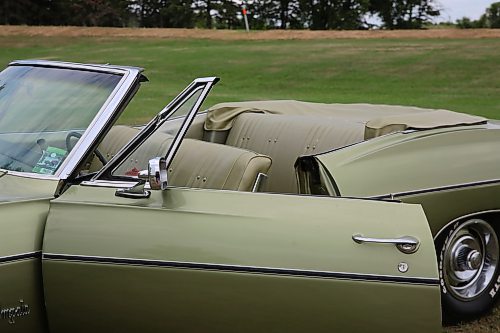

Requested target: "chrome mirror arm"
[
  {"left": 115, "top": 157, "right": 167, "bottom": 199},
  {"left": 115, "top": 179, "right": 150, "bottom": 199}
]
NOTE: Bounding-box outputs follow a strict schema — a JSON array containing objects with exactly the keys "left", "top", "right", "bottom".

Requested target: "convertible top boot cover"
[
  {"left": 364, "top": 110, "right": 487, "bottom": 139},
  {"left": 205, "top": 100, "right": 486, "bottom": 139}
]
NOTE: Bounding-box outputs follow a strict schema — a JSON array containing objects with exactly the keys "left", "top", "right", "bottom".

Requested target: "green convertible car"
[{"left": 0, "top": 60, "right": 499, "bottom": 332}]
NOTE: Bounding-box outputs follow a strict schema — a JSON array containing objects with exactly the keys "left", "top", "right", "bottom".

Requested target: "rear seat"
[
  {"left": 92, "top": 126, "right": 271, "bottom": 192},
  {"left": 224, "top": 113, "right": 365, "bottom": 194}
]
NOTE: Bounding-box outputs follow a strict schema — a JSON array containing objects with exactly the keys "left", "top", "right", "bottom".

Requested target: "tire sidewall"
[{"left": 438, "top": 219, "right": 500, "bottom": 322}]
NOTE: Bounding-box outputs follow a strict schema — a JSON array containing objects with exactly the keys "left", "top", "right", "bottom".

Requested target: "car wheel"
[{"left": 438, "top": 218, "right": 500, "bottom": 322}]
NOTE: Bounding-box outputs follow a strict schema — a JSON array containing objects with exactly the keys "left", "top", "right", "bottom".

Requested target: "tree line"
[
  {"left": 0, "top": 0, "right": 446, "bottom": 30},
  {"left": 456, "top": 2, "right": 500, "bottom": 29}
]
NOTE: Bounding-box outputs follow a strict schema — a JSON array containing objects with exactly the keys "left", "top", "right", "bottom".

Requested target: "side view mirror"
[
  {"left": 144, "top": 157, "right": 168, "bottom": 190},
  {"left": 116, "top": 157, "right": 168, "bottom": 198}
]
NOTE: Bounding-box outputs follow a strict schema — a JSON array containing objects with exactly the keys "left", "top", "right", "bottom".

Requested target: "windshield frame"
[{"left": 1, "top": 60, "right": 143, "bottom": 180}]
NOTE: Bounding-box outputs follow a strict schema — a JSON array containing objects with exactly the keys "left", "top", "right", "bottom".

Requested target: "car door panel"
[
  {"left": 44, "top": 261, "right": 439, "bottom": 332},
  {"left": 42, "top": 185, "right": 441, "bottom": 333}
]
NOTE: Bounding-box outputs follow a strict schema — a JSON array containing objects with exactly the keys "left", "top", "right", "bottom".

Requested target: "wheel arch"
[{"left": 434, "top": 210, "right": 500, "bottom": 244}]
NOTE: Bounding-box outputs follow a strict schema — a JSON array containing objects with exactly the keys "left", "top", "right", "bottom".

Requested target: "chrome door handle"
[{"left": 352, "top": 234, "right": 420, "bottom": 254}]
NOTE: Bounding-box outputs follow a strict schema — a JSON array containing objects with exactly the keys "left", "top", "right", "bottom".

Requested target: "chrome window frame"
[
  {"left": 1, "top": 60, "right": 143, "bottom": 181},
  {"left": 93, "top": 77, "right": 219, "bottom": 183}
]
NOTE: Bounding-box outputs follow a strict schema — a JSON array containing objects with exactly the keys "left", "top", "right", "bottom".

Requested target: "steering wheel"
[{"left": 65, "top": 131, "right": 107, "bottom": 166}]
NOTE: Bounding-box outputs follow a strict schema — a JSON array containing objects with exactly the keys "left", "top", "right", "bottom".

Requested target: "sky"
[{"left": 437, "top": 0, "right": 498, "bottom": 22}]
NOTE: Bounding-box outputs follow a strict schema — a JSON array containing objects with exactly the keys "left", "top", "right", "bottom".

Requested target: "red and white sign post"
[{"left": 242, "top": 5, "right": 250, "bottom": 32}]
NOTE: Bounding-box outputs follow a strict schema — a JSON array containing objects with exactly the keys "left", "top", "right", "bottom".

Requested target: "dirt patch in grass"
[
  {"left": 2, "top": 26, "right": 500, "bottom": 40},
  {"left": 444, "top": 304, "right": 500, "bottom": 333}
]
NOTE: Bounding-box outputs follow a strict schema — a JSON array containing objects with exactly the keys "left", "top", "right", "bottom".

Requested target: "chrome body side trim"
[
  {"left": 42, "top": 253, "right": 439, "bottom": 286},
  {"left": 368, "top": 180, "right": 500, "bottom": 241},
  {"left": 371, "top": 178, "right": 500, "bottom": 201}
]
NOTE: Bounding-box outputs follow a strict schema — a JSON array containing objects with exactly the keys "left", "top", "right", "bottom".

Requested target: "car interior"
[{"left": 85, "top": 103, "right": 487, "bottom": 195}]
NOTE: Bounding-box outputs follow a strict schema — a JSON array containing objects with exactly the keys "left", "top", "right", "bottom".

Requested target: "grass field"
[
  {"left": 0, "top": 27, "right": 499, "bottom": 332},
  {"left": 0, "top": 28, "right": 499, "bottom": 125}
]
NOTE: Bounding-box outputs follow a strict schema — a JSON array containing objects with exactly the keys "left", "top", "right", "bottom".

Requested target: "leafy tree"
[
  {"left": 276, "top": 0, "right": 301, "bottom": 29},
  {"left": 66, "top": 0, "right": 130, "bottom": 27},
  {"left": 485, "top": 2, "right": 500, "bottom": 28},
  {"left": 309, "top": 0, "right": 369, "bottom": 30},
  {"left": 0, "top": 0, "right": 47, "bottom": 25},
  {"left": 193, "top": 0, "right": 216, "bottom": 28},
  {"left": 214, "top": 0, "right": 241, "bottom": 29},
  {"left": 160, "top": 0, "right": 194, "bottom": 28},
  {"left": 456, "top": 16, "right": 487, "bottom": 29},
  {"left": 456, "top": 17, "right": 476, "bottom": 29},
  {"left": 131, "top": 0, "right": 194, "bottom": 28},
  {"left": 0, "top": 0, "right": 449, "bottom": 30},
  {"left": 131, "top": 0, "right": 165, "bottom": 27},
  {"left": 246, "top": 0, "right": 277, "bottom": 29},
  {"left": 456, "top": 2, "right": 500, "bottom": 29},
  {"left": 369, "top": 0, "right": 440, "bottom": 29}
]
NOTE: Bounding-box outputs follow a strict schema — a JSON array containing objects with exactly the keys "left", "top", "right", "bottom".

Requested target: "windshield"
[{"left": 0, "top": 65, "right": 122, "bottom": 175}]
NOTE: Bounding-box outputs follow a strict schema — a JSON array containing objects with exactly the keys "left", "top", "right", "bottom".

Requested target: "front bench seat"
[
  {"left": 169, "top": 139, "right": 271, "bottom": 191},
  {"left": 91, "top": 126, "right": 272, "bottom": 192}
]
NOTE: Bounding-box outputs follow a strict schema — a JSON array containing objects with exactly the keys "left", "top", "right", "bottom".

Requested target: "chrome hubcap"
[
  {"left": 443, "top": 219, "right": 499, "bottom": 300},
  {"left": 466, "top": 250, "right": 482, "bottom": 270}
]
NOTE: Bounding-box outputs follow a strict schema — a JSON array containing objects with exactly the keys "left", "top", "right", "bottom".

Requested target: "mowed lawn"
[
  {"left": 0, "top": 34, "right": 499, "bottom": 125},
  {"left": 1, "top": 30, "right": 499, "bottom": 332}
]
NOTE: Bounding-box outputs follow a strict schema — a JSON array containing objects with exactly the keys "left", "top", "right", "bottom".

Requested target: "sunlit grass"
[{"left": 1, "top": 36, "right": 499, "bottom": 125}]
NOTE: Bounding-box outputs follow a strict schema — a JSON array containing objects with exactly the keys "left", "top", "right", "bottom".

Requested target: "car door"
[{"left": 41, "top": 79, "right": 442, "bottom": 333}]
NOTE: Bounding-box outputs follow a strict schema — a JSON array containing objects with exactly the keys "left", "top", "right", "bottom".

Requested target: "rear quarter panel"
[{"left": 316, "top": 126, "right": 500, "bottom": 234}]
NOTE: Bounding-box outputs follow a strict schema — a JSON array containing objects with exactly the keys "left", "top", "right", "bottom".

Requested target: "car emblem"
[{"left": 0, "top": 299, "right": 30, "bottom": 324}]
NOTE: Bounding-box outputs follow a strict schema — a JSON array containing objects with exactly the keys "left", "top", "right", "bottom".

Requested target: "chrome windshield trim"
[
  {"left": 9, "top": 60, "right": 141, "bottom": 76},
  {"left": 55, "top": 67, "right": 142, "bottom": 180},
  {"left": 42, "top": 252, "right": 439, "bottom": 286},
  {"left": 1, "top": 170, "right": 59, "bottom": 180}
]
